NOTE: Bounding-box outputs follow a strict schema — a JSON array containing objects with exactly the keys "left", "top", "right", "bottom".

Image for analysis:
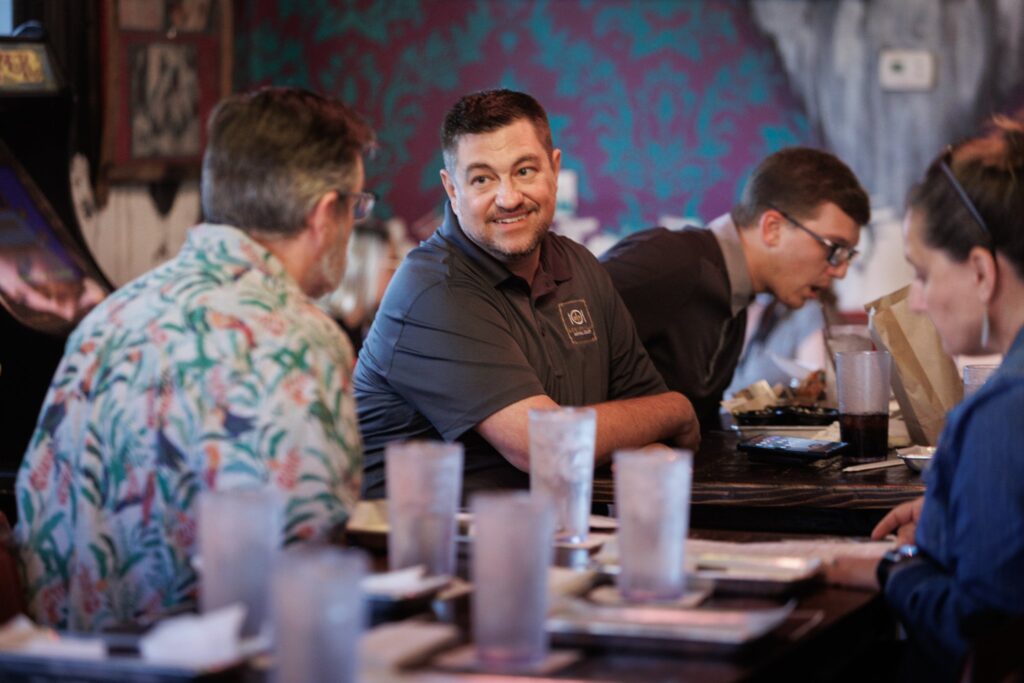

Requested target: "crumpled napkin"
[
  {"left": 139, "top": 604, "right": 245, "bottom": 669},
  {"left": 361, "top": 566, "right": 452, "bottom": 600}
]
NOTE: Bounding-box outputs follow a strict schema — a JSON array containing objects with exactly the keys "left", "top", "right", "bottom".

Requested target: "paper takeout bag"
[{"left": 866, "top": 285, "right": 962, "bottom": 446}]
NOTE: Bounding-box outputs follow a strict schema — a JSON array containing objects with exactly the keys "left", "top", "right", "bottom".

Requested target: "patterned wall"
[{"left": 234, "top": 0, "right": 812, "bottom": 238}]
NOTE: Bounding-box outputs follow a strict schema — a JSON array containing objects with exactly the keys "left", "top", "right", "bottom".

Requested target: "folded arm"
[{"left": 476, "top": 391, "right": 699, "bottom": 471}]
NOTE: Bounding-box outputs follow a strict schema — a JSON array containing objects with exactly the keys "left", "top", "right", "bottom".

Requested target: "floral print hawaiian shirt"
[{"left": 16, "top": 224, "right": 362, "bottom": 631}]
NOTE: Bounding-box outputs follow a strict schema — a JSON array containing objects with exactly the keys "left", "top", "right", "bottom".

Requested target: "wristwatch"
[{"left": 876, "top": 544, "right": 919, "bottom": 591}]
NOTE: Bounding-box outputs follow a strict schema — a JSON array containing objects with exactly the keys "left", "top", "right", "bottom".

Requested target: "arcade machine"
[{"left": 0, "top": 34, "right": 114, "bottom": 523}]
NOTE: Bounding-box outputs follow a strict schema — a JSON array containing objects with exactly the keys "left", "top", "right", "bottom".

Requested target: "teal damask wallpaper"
[{"left": 235, "top": 0, "right": 812, "bottom": 237}]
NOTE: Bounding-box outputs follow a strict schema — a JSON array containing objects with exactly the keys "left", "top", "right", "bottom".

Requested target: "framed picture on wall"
[{"left": 100, "top": 0, "right": 232, "bottom": 188}]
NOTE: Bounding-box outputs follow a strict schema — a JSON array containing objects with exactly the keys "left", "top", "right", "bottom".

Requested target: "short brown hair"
[
  {"left": 731, "top": 147, "right": 870, "bottom": 228},
  {"left": 441, "top": 89, "right": 553, "bottom": 173},
  {"left": 201, "top": 87, "right": 375, "bottom": 237}
]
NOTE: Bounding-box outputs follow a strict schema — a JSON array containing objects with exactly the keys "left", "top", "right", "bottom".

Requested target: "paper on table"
[
  {"left": 597, "top": 536, "right": 892, "bottom": 568},
  {"left": 685, "top": 538, "right": 893, "bottom": 565},
  {"left": 139, "top": 604, "right": 246, "bottom": 669}
]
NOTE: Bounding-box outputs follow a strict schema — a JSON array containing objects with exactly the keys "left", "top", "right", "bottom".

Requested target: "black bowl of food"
[{"left": 734, "top": 405, "right": 838, "bottom": 426}]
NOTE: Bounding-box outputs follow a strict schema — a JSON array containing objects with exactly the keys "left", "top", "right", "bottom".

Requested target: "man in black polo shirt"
[
  {"left": 600, "top": 148, "right": 870, "bottom": 431},
  {"left": 355, "top": 89, "right": 699, "bottom": 498}
]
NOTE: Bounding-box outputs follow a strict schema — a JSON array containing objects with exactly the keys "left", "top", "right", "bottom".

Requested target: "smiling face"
[
  {"left": 760, "top": 202, "right": 861, "bottom": 309},
  {"left": 903, "top": 206, "right": 985, "bottom": 356},
  {"left": 440, "top": 118, "right": 561, "bottom": 279}
]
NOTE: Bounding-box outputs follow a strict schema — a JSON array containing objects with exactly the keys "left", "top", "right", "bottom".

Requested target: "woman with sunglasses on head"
[{"left": 829, "top": 115, "right": 1024, "bottom": 681}]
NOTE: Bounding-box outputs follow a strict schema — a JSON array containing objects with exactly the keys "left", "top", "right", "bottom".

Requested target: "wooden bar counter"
[{"left": 593, "top": 431, "right": 926, "bottom": 536}]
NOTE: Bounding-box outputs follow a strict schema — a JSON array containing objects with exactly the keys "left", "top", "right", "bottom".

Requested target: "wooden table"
[
  {"left": 593, "top": 431, "right": 926, "bottom": 536},
  {"left": 403, "top": 529, "right": 899, "bottom": 683}
]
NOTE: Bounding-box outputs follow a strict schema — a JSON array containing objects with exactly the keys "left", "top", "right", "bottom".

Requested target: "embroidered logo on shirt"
[{"left": 559, "top": 299, "right": 597, "bottom": 344}]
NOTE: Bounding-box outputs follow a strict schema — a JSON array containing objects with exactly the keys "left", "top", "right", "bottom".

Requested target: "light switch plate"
[{"left": 879, "top": 49, "right": 935, "bottom": 91}]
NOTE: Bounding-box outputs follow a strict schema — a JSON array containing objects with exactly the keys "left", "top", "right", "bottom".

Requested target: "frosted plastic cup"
[
  {"left": 529, "top": 407, "right": 596, "bottom": 543},
  {"left": 963, "top": 364, "right": 999, "bottom": 398},
  {"left": 472, "top": 491, "right": 555, "bottom": 672},
  {"left": 836, "top": 350, "right": 892, "bottom": 462},
  {"left": 385, "top": 440, "right": 464, "bottom": 576},
  {"left": 614, "top": 449, "right": 692, "bottom": 602},
  {"left": 271, "top": 546, "right": 367, "bottom": 683},
  {"left": 198, "top": 487, "right": 282, "bottom": 637}
]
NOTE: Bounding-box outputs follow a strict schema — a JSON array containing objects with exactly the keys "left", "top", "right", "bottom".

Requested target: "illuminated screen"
[{"left": 0, "top": 141, "right": 109, "bottom": 334}]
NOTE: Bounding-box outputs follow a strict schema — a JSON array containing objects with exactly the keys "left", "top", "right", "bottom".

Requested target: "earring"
[{"left": 981, "top": 309, "right": 991, "bottom": 349}]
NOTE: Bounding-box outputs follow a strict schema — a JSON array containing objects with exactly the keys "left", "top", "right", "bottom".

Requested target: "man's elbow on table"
[{"left": 475, "top": 394, "right": 561, "bottom": 471}]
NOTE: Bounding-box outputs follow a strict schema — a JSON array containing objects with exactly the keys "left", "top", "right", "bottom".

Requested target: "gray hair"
[{"left": 201, "top": 87, "right": 375, "bottom": 236}]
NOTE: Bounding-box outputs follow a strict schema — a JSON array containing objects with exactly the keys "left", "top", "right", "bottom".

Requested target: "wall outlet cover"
[{"left": 879, "top": 49, "right": 935, "bottom": 91}]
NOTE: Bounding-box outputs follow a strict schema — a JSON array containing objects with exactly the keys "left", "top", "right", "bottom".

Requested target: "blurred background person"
[{"left": 318, "top": 217, "right": 411, "bottom": 355}]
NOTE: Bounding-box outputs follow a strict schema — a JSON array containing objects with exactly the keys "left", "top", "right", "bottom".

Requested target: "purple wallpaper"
[{"left": 234, "top": 1, "right": 813, "bottom": 238}]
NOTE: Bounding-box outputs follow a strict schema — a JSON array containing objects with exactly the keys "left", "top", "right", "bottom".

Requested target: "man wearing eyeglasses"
[
  {"left": 601, "top": 147, "right": 870, "bottom": 431},
  {"left": 16, "top": 88, "right": 374, "bottom": 631}
]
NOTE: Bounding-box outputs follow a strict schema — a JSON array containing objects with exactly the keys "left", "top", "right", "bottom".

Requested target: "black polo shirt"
[
  {"left": 600, "top": 218, "right": 753, "bottom": 431},
  {"left": 354, "top": 204, "right": 668, "bottom": 498}
]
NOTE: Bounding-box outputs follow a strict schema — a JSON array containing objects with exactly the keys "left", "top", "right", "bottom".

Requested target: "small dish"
[{"left": 896, "top": 446, "right": 936, "bottom": 473}]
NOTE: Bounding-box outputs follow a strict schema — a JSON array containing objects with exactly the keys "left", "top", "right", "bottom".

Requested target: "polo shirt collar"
[
  {"left": 438, "top": 202, "right": 571, "bottom": 295},
  {"left": 708, "top": 213, "right": 755, "bottom": 317}
]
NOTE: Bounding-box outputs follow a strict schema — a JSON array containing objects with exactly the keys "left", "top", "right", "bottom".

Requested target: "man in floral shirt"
[{"left": 15, "top": 88, "right": 374, "bottom": 631}]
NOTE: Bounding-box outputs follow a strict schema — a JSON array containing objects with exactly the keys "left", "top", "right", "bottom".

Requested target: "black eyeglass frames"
[
  {"left": 339, "top": 191, "right": 376, "bottom": 221},
  {"left": 936, "top": 146, "right": 991, "bottom": 238},
  {"left": 765, "top": 203, "right": 859, "bottom": 267}
]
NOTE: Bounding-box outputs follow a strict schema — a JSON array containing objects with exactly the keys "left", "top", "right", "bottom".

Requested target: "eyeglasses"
[
  {"left": 935, "top": 146, "right": 991, "bottom": 238},
  {"left": 339, "top": 191, "right": 376, "bottom": 221},
  {"left": 766, "top": 203, "right": 858, "bottom": 267}
]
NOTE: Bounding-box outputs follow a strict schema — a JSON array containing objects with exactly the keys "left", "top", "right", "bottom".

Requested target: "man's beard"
[
  {"left": 312, "top": 239, "right": 347, "bottom": 299},
  {"left": 476, "top": 209, "right": 550, "bottom": 264}
]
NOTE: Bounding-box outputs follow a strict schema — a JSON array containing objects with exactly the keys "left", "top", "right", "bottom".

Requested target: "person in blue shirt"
[{"left": 830, "top": 114, "right": 1024, "bottom": 680}]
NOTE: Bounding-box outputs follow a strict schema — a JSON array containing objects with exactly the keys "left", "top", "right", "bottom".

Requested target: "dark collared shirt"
[
  {"left": 600, "top": 215, "right": 754, "bottom": 430},
  {"left": 886, "top": 326, "right": 1024, "bottom": 678},
  {"left": 355, "top": 205, "right": 667, "bottom": 498}
]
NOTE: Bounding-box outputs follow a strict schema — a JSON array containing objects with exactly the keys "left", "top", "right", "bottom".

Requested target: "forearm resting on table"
[
  {"left": 476, "top": 391, "right": 698, "bottom": 472},
  {"left": 591, "top": 391, "right": 699, "bottom": 459}
]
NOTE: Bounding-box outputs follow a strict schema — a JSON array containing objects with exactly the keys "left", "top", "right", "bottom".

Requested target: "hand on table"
[{"left": 871, "top": 496, "right": 924, "bottom": 545}]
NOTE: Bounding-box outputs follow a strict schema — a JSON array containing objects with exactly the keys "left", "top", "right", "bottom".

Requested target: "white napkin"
[
  {"left": 361, "top": 566, "right": 451, "bottom": 600},
  {"left": 139, "top": 604, "right": 245, "bottom": 669}
]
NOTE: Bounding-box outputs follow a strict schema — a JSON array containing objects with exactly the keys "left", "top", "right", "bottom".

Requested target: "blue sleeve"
[{"left": 885, "top": 379, "right": 1024, "bottom": 667}]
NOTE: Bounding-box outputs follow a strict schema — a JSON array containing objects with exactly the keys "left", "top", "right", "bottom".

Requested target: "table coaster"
[
  {"left": 430, "top": 644, "right": 581, "bottom": 675},
  {"left": 586, "top": 584, "right": 711, "bottom": 608}
]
